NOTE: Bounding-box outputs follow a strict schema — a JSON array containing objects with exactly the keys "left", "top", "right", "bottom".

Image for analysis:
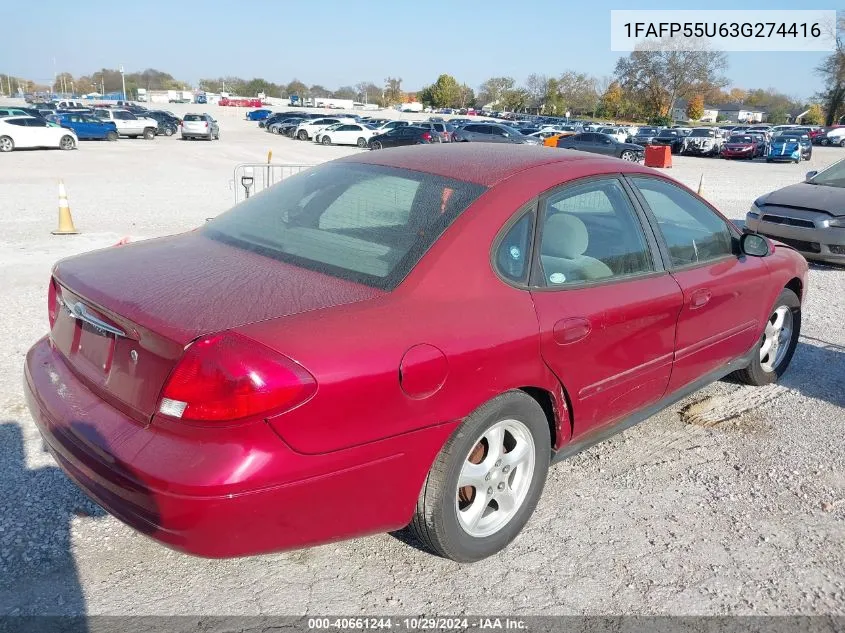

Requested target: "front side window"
[
  {"left": 203, "top": 163, "right": 486, "bottom": 289},
  {"left": 630, "top": 177, "right": 734, "bottom": 267},
  {"left": 537, "top": 179, "right": 654, "bottom": 287}
]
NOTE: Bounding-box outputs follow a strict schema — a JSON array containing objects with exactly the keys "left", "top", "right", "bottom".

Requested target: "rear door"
[
  {"left": 529, "top": 176, "right": 682, "bottom": 434},
  {"left": 627, "top": 175, "right": 768, "bottom": 392}
]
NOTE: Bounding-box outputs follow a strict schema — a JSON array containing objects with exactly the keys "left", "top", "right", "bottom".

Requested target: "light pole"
[{"left": 119, "top": 64, "right": 126, "bottom": 101}]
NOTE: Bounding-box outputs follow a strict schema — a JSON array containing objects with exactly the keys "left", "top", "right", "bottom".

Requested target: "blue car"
[
  {"left": 246, "top": 109, "right": 272, "bottom": 121},
  {"left": 767, "top": 132, "right": 812, "bottom": 163},
  {"left": 48, "top": 112, "right": 118, "bottom": 141}
]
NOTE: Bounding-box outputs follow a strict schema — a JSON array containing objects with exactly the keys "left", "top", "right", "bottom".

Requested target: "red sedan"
[{"left": 25, "top": 145, "right": 808, "bottom": 562}]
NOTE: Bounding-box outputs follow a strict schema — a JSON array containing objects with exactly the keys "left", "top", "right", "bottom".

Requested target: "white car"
[
  {"left": 372, "top": 120, "right": 408, "bottom": 134},
  {"left": 596, "top": 126, "right": 629, "bottom": 143},
  {"left": 316, "top": 123, "right": 380, "bottom": 147},
  {"left": 0, "top": 116, "right": 77, "bottom": 152},
  {"left": 294, "top": 117, "right": 357, "bottom": 141},
  {"left": 93, "top": 108, "right": 158, "bottom": 139},
  {"left": 824, "top": 127, "right": 845, "bottom": 147}
]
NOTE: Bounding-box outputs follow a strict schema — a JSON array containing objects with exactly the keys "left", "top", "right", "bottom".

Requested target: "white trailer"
[
  {"left": 313, "top": 97, "right": 355, "bottom": 110},
  {"left": 399, "top": 102, "right": 424, "bottom": 112}
]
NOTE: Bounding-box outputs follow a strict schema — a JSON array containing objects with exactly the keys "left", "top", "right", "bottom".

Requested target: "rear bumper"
[
  {"left": 25, "top": 336, "right": 454, "bottom": 557},
  {"left": 746, "top": 217, "right": 845, "bottom": 264}
]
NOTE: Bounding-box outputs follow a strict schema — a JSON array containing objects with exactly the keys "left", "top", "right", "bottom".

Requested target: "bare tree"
[
  {"left": 615, "top": 37, "right": 728, "bottom": 120},
  {"left": 816, "top": 15, "right": 845, "bottom": 125},
  {"left": 524, "top": 73, "right": 548, "bottom": 110}
]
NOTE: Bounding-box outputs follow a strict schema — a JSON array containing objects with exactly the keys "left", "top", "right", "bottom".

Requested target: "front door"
[
  {"left": 529, "top": 176, "right": 683, "bottom": 435},
  {"left": 626, "top": 175, "right": 768, "bottom": 393}
]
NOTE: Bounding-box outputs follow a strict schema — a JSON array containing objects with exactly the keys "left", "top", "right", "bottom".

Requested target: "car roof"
[
  {"left": 0, "top": 115, "right": 37, "bottom": 122},
  {"left": 338, "top": 143, "right": 627, "bottom": 186}
]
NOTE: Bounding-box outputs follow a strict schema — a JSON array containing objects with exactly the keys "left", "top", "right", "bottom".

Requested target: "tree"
[
  {"left": 557, "top": 71, "right": 599, "bottom": 115},
  {"left": 686, "top": 95, "right": 705, "bottom": 120},
  {"left": 334, "top": 85, "right": 357, "bottom": 100},
  {"left": 525, "top": 73, "right": 548, "bottom": 110},
  {"left": 599, "top": 82, "right": 624, "bottom": 118},
  {"left": 804, "top": 103, "right": 824, "bottom": 125},
  {"left": 310, "top": 84, "right": 332, "bottom": 97},
  {"left": 458, "top": 83, "right": 475, "bottom": 108},
  {"left": 615, "top": 38, "right": 728, "bottom": 120},
  {"left": 766, "top": 107, "right": 790, "bottom": 125},
  {"left": 502, "top": 88, "right": 530, "bottom": 112},
  {"left": 478, "top": 77, "right": 515, "bottom": 108},
  {"left": 355, "top": 81, "right": 383, "bottom": 106},
  {"left": 384, "top": 77, "right": 403, "bottom": 104},
  {"left": 426, "top": 74, "right": 460, "bottom": 108},
  {"left": 284, "top": 79, "right": 308, "bottom": 98},
  {"left": 816, "top": 15, "right": 845, "bottom": 124}
]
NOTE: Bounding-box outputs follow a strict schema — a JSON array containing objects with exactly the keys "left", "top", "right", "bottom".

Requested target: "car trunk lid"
[{"left": 51, "top": 232, "right": 384, "bottom": 424}]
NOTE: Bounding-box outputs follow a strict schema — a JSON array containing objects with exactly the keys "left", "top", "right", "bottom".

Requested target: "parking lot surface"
[{"left": 0, "top": 102, "right": 843, "bottom": 616}]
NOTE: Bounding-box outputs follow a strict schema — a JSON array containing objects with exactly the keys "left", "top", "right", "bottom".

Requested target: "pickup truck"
[{"left": 92, "top": 108, "right": 158, "bottom": 139}]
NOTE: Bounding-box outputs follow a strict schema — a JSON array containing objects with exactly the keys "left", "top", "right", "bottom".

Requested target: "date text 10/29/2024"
[{"left": 307, "top": 618, "right": 527, "bottom": 631}]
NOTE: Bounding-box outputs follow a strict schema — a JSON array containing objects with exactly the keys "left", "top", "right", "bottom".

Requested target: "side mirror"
[
  {"left": 740, "top": 232, "right": 770, "bottom": 257},
  {"left": 805, "top": 170, "right": 818, "bottom": 182}
]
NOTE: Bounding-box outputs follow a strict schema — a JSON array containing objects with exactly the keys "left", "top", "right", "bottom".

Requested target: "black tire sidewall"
[
  {"left": 745, "top": 289, "right": 801, "bottom": 384},
  {"left": 426, "top": 393, "right": 550, "bottom": 562}
]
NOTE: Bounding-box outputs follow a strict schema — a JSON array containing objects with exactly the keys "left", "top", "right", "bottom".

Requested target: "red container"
[{"left": 645, "top": 145, "right": 672, "bottom": 168}]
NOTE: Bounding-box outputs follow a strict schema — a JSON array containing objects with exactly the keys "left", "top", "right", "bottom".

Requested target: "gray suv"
[
  {"left": 452, "top": 123, "right": 540, "bottom": 144},
  {"left": 181, "top": 113, "right": 219, "bottom": 141}
]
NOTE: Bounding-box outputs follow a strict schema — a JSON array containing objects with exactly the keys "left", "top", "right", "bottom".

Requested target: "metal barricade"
[{"left": 230, "top": 163, "right": 313, "bottom": 204}]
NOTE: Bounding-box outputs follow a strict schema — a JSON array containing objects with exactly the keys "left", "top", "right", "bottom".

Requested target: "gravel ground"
[{"left": 0, "top": 101, "right": 842, "bottom": 617}]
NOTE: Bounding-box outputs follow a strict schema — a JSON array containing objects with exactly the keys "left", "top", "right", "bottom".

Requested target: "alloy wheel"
[
  {"left": 760, "top": 306, "right": 793, "bottom": 373},
  {"left": 455, "top": 419, "right": 536, "bottom": 538}
]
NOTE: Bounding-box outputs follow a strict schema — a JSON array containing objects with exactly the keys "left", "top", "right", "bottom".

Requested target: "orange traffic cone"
[
  {"left": 52, "top": 180, "right": 78, "bottom": 235},
  {"left": 697, "top": 174, "right": 705, "bottom": 197}
]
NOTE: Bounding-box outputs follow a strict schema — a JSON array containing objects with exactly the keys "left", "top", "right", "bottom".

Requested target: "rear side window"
[
  {"left": 495, "top": 213, "right": 535, "bottom": 284},
  {"left": 204, "top": 163, "right": 486, "bottom": 289}
]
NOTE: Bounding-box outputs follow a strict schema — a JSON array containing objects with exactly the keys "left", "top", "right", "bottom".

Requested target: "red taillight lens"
[
  {"left": 48, "top": 279, "right": 59, "bottom": 328},
  {"left": 422, "top": 132, "right": 431, "bottom": 140},
  {"left": 158, "top": 331, "right": 317, "bottom": 424}
]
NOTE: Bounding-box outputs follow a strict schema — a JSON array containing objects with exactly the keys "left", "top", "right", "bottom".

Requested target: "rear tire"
[
  {"left": 143, "top": 128, "right": 156, "bottom": 140},
  {"left": 298, "top": 130, "right": 308, "bottom": 141},
  {"left": 163, "top": 126, "right": 174, "bottom": 137},
  {"left": 371, "top": 141, "right": 382, "bottom": 150},
  {"left": 356, "top": 137, "right": 367, "bottom": 148},
  {"left": 620, "top": 150, "right": 636, "bottom": 161},
  {"left": 106, "top": 131, "right": 118, "bottom": 142},
  {"left": 410, "top": 391, "right": 550, "bottom": 563},
  {"left": 733, "top": 288, "right": 800, "bottom": 386},
  {"left": 0, "top": 136, "right": 14, "bottom": 152},
  {"left": 59, "top": 135, "right": 76, "bottom": 150}
]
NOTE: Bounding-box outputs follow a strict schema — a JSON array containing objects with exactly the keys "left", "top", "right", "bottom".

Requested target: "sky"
[{"left": 0, "top": 0, "right": 837, "bottom": 100}]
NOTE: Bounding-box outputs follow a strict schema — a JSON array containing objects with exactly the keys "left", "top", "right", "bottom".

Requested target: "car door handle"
[
  {"left": 552, "top": 317, "right": 592, "bottom": 345},
  {"left": 689, "top": 289, "right": 712, "bottom": 309}
]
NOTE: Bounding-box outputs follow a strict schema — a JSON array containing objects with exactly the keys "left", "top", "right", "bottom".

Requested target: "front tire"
[
  {"left": 143, "top": 128, "right": 156, "bottom": 140},
  {"left": 410, "top": 391, "right": 550, "bottom": 563},
  {"left": 620, "top": 150, "right": 636, "bottom": 161},
  {"left": 371, "top": 141, "right": 382, "bottom": 150},
  {"left": 356, "top": 137, "right": 367, "bottom": 148},
  {"left": 321, "top": 136, "right": 331, "bottom": 145},
  {"left": 298, "top": 130, "right": 308, "bottom": 141},
  {"left": 164, "top": 126, "right": 174, "bottom": 137},
  {"left": 733, "top": 288, "right": 800, "bottom": 386},
  {"left": 106, "top": 131, "right": 118, "bottom": 142},
  {"left": 59, "top": 135, "right": 76, "bottom": 150}
]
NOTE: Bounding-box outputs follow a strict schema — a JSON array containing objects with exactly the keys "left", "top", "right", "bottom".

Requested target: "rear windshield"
[
  {"left": 203, "top": 163, "right": 486, "bottom": 289},
  {"left": 183, "top": 114, "right": 204, "bottom": 121},
  {"left": 728, "top": 136, "right": 753, "bottom": 143}
]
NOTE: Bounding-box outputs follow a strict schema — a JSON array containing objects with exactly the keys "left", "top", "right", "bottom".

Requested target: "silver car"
[
  {"left": 746, "top": 160, "right": 845, "bottom": 265},
  {"left": 452, "top": 122, "right": 540, "bottom": 144},
  {"left": 181, "top": 113, "right": 219, "bottom": 141}
]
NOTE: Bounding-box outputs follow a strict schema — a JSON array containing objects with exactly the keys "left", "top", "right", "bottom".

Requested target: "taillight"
[
  {"left": 48, "top": 279, "right": 59, "bottom": 328},
  {"left": 158, "top": 331, "right": 316, "bottom": 424},
  {"left": 422, "top": 132, "right": 431, "bottom": 141}
]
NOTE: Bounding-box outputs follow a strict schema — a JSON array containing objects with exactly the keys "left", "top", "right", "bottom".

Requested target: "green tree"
[
  {"left": 478, "top": 77, "right": 515, "bottom": 108},
  {"left": 334, "top": 85, "right": 357, "bottom": 100},
  {"left": 687, "top": 95, "right": 705, "bottom": 120},
  {"left": 502, "top": 88, "right": 530, "bottom": 112},
  {"left": 429, "top": 74, "right": 461, "bottom": 108},
  {"left": 384, "top": 77, "right": 403, "bottom": 104},
  {"left": 599, "top": 81, "right": 624, "bottom": 118}
]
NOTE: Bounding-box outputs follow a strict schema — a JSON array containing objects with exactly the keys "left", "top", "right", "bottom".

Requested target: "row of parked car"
[{"left": 0, "top": 101, "right": 223, "bottom": 151}]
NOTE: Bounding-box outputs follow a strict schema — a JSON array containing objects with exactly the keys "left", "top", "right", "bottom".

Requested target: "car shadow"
[
  {"left": 780, "top": 338, "right": 845, "bottom": 408},
  {"left": 0, "top": 418, "right": 164, "bottom": 632}
]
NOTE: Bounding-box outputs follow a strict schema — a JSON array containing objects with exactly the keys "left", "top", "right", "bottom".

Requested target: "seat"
[{"left": 540, "top": 213, "right": 613, "bottom": 285}]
